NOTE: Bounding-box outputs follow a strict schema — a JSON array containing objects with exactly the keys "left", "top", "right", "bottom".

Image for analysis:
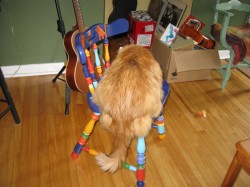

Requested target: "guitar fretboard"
[{"left": 72, "top": 0, "right": 85, "bottom": 32}]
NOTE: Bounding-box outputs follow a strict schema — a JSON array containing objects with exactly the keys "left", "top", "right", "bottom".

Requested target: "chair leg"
[
  {"left": 136, "top": 137, "right": 146, "bottom": 187},
  {"left": 71, "top": 113, "right": 99, "bottom": 159},
  {"left": 156, "top": 114, "right": 166, "bottom": 139},
  {"left": 221, "top": 151, "right": 242, "bottom": 187},
  {"left": 221, "top": 56, "right": 234, "bottom": 89},
  {"left": 64, "top": 84, "right": 71, "bottom": 115}
]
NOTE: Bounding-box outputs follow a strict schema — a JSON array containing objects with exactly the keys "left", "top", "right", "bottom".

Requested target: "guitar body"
[{"left": 64, "top": 27, "right": 88, "bottom": 92}]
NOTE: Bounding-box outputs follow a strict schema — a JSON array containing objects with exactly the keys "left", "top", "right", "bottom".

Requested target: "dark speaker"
[{"left": 108, "top": 0, "right": 137, "bottom": 23}]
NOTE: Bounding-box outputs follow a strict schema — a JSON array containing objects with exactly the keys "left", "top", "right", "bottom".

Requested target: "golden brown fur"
[{"left": 92, "top": 44, "right": 163, "bottom": 173}]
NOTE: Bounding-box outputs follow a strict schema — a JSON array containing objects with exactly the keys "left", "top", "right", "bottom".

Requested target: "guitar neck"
[{"left": 72, "top": 0, "right": 85, "bottom": 32}]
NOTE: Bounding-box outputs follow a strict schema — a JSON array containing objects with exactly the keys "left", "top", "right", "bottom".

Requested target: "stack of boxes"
[{"left": 128, "top": 11, "right": 156, "bottom": 48}]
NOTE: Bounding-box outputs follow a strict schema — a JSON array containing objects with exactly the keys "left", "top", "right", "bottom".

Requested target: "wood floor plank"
[{"left": 0, "top": 70, "right": 250, "bottom": 187}]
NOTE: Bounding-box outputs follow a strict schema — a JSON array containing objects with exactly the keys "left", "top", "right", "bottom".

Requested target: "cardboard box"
[
  {"left": 151, "top": 34, "right": 221, "bottom": 83},
  {"left": 128, "top": 13, "right": 156, "bottom": 48}
]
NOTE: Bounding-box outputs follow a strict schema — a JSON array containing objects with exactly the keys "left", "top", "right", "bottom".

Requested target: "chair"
[
  {"left": 221, "top": 139, "right": 250, "bottom": 186},
  {"left": 70, "top": 19, "right": 170, "bottom": 187},
  {"left": 211, "top": 0, "right": 250, "bottom": 89}
]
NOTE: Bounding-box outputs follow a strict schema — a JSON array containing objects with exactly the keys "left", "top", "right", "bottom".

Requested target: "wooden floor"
[{"left": 0, "top": 69, "right": 250, "bottom": 187}]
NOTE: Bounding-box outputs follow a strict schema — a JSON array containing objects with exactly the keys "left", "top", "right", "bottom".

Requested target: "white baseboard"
[
  {"left": 1, "top": 62, "right": 65, "bottom": 78},
  {"left": 1, "top": 49, "right": 230, "bottom": 78}
]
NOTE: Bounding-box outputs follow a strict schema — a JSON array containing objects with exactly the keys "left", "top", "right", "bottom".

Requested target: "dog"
[{"left": 92, "top": 44, "right": 163, "bottom": 173}]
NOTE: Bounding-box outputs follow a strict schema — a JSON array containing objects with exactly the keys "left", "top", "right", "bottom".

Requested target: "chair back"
[
  {"left": 214, "top": 0, "right": 250, "bottom": 24},
  {"left": 74, "top": 18, "right": 129, "bottom": 94}
]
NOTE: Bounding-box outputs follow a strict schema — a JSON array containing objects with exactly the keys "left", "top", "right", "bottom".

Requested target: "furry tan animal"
[{"left": 92, "top": 44, "right": 163, "bottom": 173}]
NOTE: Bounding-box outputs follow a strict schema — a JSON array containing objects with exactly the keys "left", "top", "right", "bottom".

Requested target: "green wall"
[
  {"left": 191, "top": 0, "right": 249, "bottom": 49},
  {"left": 0, "top": 0, "right": 104, "bottom": 66},
  {"left": 1, "top": 0, "right": 248, "bottom": 66}
]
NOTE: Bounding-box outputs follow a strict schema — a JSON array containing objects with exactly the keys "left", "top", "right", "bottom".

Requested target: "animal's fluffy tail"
[{"left": 95, "top": 128, "right": 133, "bottom": 173}]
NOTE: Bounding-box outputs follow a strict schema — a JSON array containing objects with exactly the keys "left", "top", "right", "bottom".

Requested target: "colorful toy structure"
[{"left": 70, "top": 18, "right": 170, "bottom": 187}]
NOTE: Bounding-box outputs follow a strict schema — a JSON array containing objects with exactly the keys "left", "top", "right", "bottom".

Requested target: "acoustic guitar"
[{"left": 64, "top": 0, "right": 88, "bottom": 92}]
